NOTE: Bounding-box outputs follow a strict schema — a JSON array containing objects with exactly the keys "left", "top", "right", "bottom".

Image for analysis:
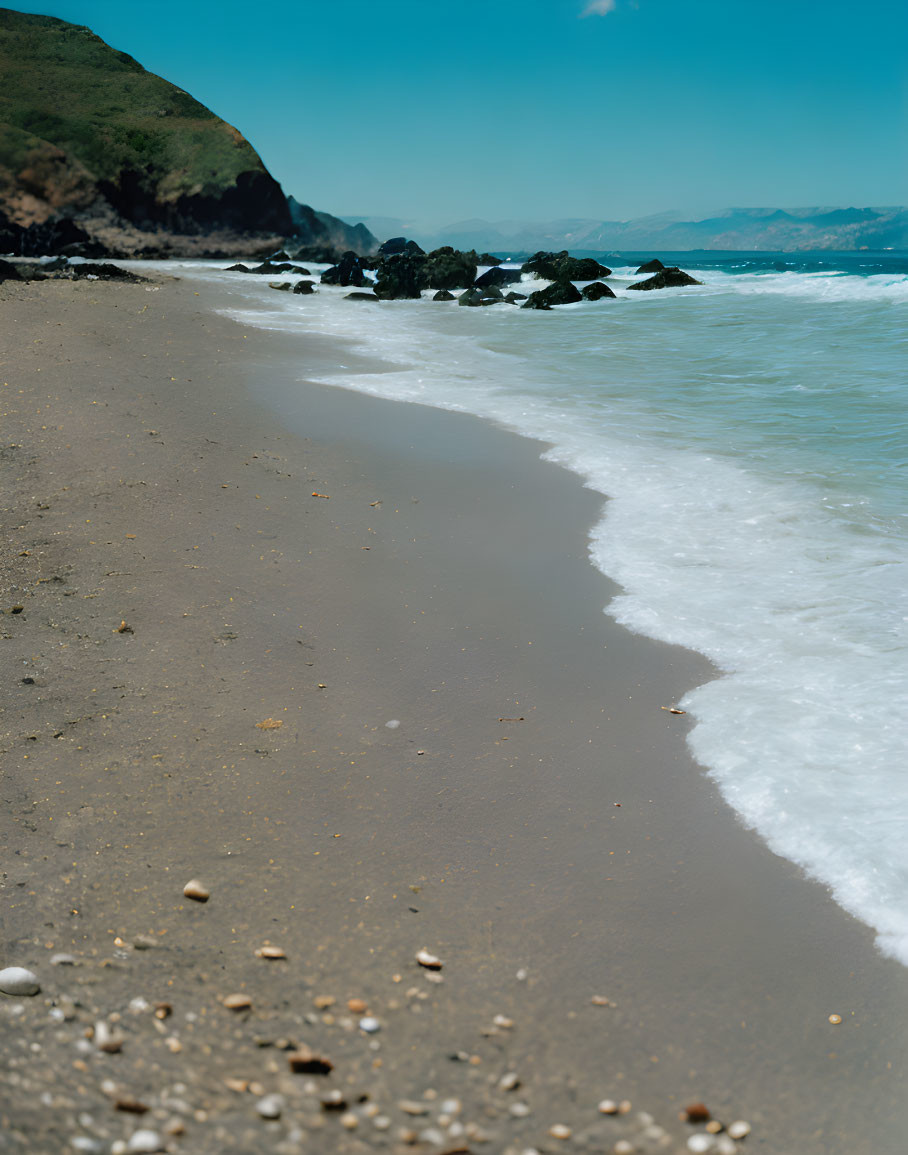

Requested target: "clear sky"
[{"left": 5, "top": 0, "right": 907, "bottom": 226}]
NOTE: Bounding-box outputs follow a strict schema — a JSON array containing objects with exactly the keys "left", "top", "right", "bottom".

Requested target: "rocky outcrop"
[
  {"left": 521, "top": 251, "right": 612, "bottom": 281},
  {"left": 286, "top": 198, "right": 378, "bottom": 257},
  {"left": 0, "top": 256, "right": 22, "bottom": 280},
  {"left": 581, "top": 281, "right": 616, "bottom": 300},
  {"left": 477, "top": 253, "right": 503, "bottom": 266},
  {"left": 292, "top": 280, "right": 316, "bottom": 295},
  {"left": 432, "top": 289, "right": 456, "bottom": 301},
  {"left": 627, "top": 266, "right": 702, "bottom": 290},
  {"left": 320, "top": 252, "right": 372, "bottom": 287},
  {"left": 474, "top": 266, "right": 522, "bottom": 289},
  {"left": 635, "top": 258, "right": 665, "bottom": 274},
  {"left": 372, "top": 252, "right": 427, "bottom": 299},
  {"left": 378, "top": 237, "right": 425, "bottom": 257},
  {"left": 423, "top": 247, "right": 477, "bottom": 290},
  {"left": 521, "top": 279, "right": 583, "bottom": 310},
  {"left": 458, "top": 286, "right": 506, "bottom": 307}
]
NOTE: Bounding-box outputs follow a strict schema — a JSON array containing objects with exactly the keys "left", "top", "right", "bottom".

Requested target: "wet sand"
[{"left": 1, "top": 274, "right": 906, "bottom": 1155}]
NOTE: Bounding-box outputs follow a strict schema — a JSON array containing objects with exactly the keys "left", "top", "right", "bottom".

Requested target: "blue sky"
[{"left": 6, "top": 0, "right": 907, "bottom": 226}]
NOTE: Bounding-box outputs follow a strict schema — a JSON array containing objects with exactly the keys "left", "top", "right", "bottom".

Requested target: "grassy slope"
[{"left": 0, "top": 8, "right": 268, "bottom": 201}]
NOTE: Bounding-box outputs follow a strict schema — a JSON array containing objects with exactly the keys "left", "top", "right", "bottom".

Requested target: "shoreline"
[{"left": 2, "top": 274, "right": 907, "bottom": 1155}]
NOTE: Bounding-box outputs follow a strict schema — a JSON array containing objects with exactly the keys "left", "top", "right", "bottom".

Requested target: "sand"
[{"left": 1, "top": 272, "right": 907, "bottom": 1155}]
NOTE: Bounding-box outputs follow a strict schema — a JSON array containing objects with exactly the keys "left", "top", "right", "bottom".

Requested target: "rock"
[
  {"left": 687, "top": 1136, "right": 716, "bottom": 1153},
  {"left": 344, "top": 291, "right": 379, "bottom": 301},
  {"left": 125, "top": 1130, "right": 165, "bottom": 1153},
  {"left": 269, "top": 281, "right": 292, "bottom": 291},
  {"left": 433, "top": 289, "right": 455, "bottom": 301},
  {"left": 828, "top": 1013, "right": 842, "bottom": 1024},
  {"left": 0, "top": 258, "right": 23, "bottom": 282},
  {"left": 0, "top": 966, "right": 40, "bottom": 995},
  {"left": 293, "top": 280, "right": 316, "bottom": 294},
  {"left": 458, "top": 287, "right": 485, "bottom": 307},
  {"left": 256, "top": 1094, "right": 283, "bottom": 1119},
  {"left": 358, "top": 1016, "right": 380, "bottom": 1033},
  {"left": 498, "top": 1072, "right": 520, "bottom": 1091},
  {"left": 521, "top": 279, "right": 583, "bottom": 309},
  {"left": 340, "top": 1112, "right": 359, "bottom": 1130},
  {"left": 424, "top": 246, "right": 478, "bottom": 290},
  {"left": 287, "top": 1046, "right": 333, "bottom": 1074},
  {"left": 373, "top": 252, "right": 427, "bottom": 299},
  {"left": 521, "top": 251, "right": 611, "bottom": 280},
  {"left": 94, "top": 1021, "right": 124, "bottom": 1053},
  {"left": 684, "top": 1103, "right": 711, "bottom": 1123},
  {"left": 626, "top": 266, "right": 703, "bottom": 290},
  {"left": 492, "top": 1013, "right": 514, "bottom": 1028},
  {"left": 399, "top": 1100, "right": 430, "bottom": 1116},
  {"left": 269, "top": 250, "right": 291, "bottom": 261},
  {"left": 581, "top": 281, "right": 616, "bottom": 301},
  {"left": 378, "top": 236, "right": 409, "bottom": 255},
  {"left": 321, "top": 251, "right": 372, "bottom": 287},
  {"left": 50, "top": 953, "right": 76, "bottom": 966},
  {"left": 320, "top": 1090, "right": 347, "bottom": 1110},
  {"left": 474, "top": 266, "right": 522, "bottom": 289},
  {"left": 183, "top": 879, "right": 210, "bottom": 902},
  {"left": 504, "top": 291, "right": 527, "bottom": 303},
  {"left": 727, "top": 1121, "right": 751, "bottom": 1140},
  {"left": 478, "top": 252, "right": 503, "bottom": 266},
  {"left": 415, "top": 948, "right": 443, "bottom": 969},
  {"left": 222, "top": 993, "right": 252, "bottom": 1011},
  {"left": 226, "top": 263, "right": 252, "bottom": 272},
  {"left": 71, "top": 262, "right": 143, "bottom": 282},
  {"left": 255, "top": 946, "right": 286, "bottom": 959},
  {"left": 347, "top": 997, "right": 368, "bottom": 1013},
  {"left": 509, "top": 1102, "right": 531, "bottom": 1117},
  {"left": 548, "top": 1123, "right": 572, "bottom": 1139},
  {"left": 598, "top": 1099, "right": 618, "bottom": 1114},
  {"left": 635, "top": 258, "right": 665, "bottom": 273}
]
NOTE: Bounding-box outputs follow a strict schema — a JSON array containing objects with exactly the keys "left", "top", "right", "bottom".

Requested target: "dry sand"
[{"left": 1, "top": 274, "right": 906, "bottom": 1155}]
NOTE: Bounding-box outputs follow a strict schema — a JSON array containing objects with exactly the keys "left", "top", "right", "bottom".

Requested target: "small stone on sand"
[
  {"left": 347, "top": 997, "right": 368, "bottom": 1013},
  {"left": 416, "top": 948, "right": 443, "bottom": 969},
  {"left": 828, "top": 1013, "right": 843, "bottom": 1025},
  {"left": 255, "top": 945, "right": 286, "bottom": 959},
  {"left": 727, "top": 1121, "right": 751, "bottom": 1140},
  {"left": 125, "top": 1131, "right": 165, "bottom": 1154},
  {"left": 256, "top": 1094, "right": 283, "bottom": 1119},
  {"left": 359, "top": 1016, "right": 380, "bottom": 1033},
  {"left": 548, "top": 1123, "right": 572, "bottom": 1139},
  {"left": 598, "top": 1099, "right": 618, "bottom": 1115},
  {"left": 0, "top": 967, "right": 40, "bottom": 996},
  {"left": 222, "top": 993, "right": 252, "bottom": 1011},
  {"left": 182, "top": 879, "right": 210, "bottom": 902},
  {"left": 684, "top": 1103, "right": 711, "bottom": 1123}
]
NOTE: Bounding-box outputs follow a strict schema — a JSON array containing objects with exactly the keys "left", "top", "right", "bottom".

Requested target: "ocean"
[{"left": 133, "top": 251, "right": 908, "bottom": 967}]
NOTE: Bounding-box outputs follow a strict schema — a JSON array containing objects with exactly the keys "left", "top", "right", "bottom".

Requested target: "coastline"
[{"left": 2, "top": 275, "right": 907, "bottom": 1155}]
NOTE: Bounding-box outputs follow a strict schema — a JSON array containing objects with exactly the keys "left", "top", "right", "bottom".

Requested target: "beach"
[{"left": 2, "top": 273, "right": 907, "bottom": 1155}]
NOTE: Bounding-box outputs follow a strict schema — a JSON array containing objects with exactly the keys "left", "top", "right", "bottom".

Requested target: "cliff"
[{"left": 0, "top": 7, "right": 291, "bottom": 254}]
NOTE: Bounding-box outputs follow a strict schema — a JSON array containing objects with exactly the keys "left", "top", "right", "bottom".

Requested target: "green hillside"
[{"left": 0, "top": 7, "right": 289, "bottom": 234}]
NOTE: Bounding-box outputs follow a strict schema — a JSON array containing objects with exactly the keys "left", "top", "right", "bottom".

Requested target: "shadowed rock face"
[
  {"left": 627, "top": 266, "right": 703, "bottom": 290},
  {"left": 521, "top": 251, "right": 612, "bottom": 281},
  {"left": 521, "top": 279, "right": 583, "bottom": 310},
  {"left": 0, "top": 9, "right": 292, "bottom": 251}
]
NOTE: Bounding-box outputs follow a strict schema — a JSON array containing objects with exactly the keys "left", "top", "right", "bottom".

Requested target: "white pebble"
[
  {"left": 715, "top": 1137, "right": 737, "bottom": 1155},
  {"left": 111, "top": 1143, "right": 128, "bottom": 1155},
  {"left": 372, "top": 1115, "right": 391, "bottom": 1131},
  {"left": 727, "top": 1121, "right": 751, "bottom": 1140},
  {"left": 256, "top": 1094, "right": 283, "bottom": 1119},
  {"left": 510, "top": 1102, "right": 531, "bottom": 1117},
  {"left": 598, "top": 1099, "right": 618, "bottom": 1115},
  {"left": 359, "top": 1016, "right": 380, "bottom": 1033},
  {"left": 548, "top": 1124, "right": 572, "bottom": 1139},
  {"left": 440, "top": 1098, "right": 462, "bottom": 1116},
  {"left": 614, "top": 1143, "right": 635, "bottom": 1155},
  {"left": 0, "top": 967, "right": 40, "bottom": 996},
  {"left": 687, "top": 1136, "right": 716, "bottom": 1154},
  {"left": 126, "top": 1131, "right": 165, "bottom": 1153},
  {"left": 51, "top": 953, "right": 76, "bottom": 966},
  {"left": 419, "top": 1128, "right": 445, "bottom": 1145},
  {"left": 385, "top": 719, "right": 400, "bottom": 729}
]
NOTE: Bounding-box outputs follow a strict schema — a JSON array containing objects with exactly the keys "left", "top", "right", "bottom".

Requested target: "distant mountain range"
[{"left": 345, "top": 207, "right": 908, "bottom": 254}]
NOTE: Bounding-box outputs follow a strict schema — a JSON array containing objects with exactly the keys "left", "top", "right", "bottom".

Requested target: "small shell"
[
  {"left": 255, "top": 945, "right": 286, "bottom": 959},
  {"left": 182, "top": 879, "right": 210, "bottom": 902},
  {"left": 727, "top": 1121, "right": 752, "bottom": 1140},
  {"left": 415, "top": 948, "right": 443, "bottom": 970},
  {"left": 222, "top": 993, "right": 252, "bottom": 1011},
  {"left": 828, "top": 1013, "right": 843, "bottom": 1025}
]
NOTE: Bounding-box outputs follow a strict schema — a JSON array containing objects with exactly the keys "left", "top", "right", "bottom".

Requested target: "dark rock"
[
  {"left": 635, "top": 258, "right": 665, "bottom": 274},
  {"left": 581, "top": 281, "right": 616, "bottom": 301},
  {"left": 292, "top": 280, "right": 316, "bottom": 294},
  {"left": 505, "top": 291, "right": 527, "bottom": 303},
  {"left": 269, "top": 281, "right": 292, "bottom": 291},
  {"left": 457, "top": 287, "right": 485, "bottom": 307},
  {"left": 225, "top": 263, "right": 251, "bottom": 272},
  {"left": 321, "top": 251, "right": 371, "bottom": 287},
  {"left": 248, "top": 261, "right": 308, "bottom": 275},
  {"left": 458, "top": 286, "right": 506, "bottom": 307},
  {"left": 71, "top": 262, "right": 144, "bottom": 281},
  {"left": 269, "top": 250, "right": 291, "bottom": 262},
  {"left": 521, "top": 278, "right": 583, "bottom": 309},
  {"left": 0, "top": 213, "right": 92, "bottom": 257},
  {"left": 372, "top": 252, "right": 427, "bottom": 299},
  {"left": 0, "top": 258, "right": 23, "bottom": 281},
  {"left": 424, "top": 247, "right": 477, "bottom": 290},
  {"left": 292, "top": 245, "right": 346, "bottom": 264},
  {"left": 378, "top": 236, "right": 427, "bottom": 257},
  {"left": 626, "top": 266, "right": 703, "bottom": 291},
  {"left": 433, "top": 289, "right": 455, "bottom": 301},
  {"left": 521, "top": 250, "right": 612, "bottom": 280},
  {"left": 474, "top": 266, "right": 522, "bottom": 289},
  {"left": 478, "top": 253, "right": 503, "bottom": 266},
  {"left": 344, "top": 291, "right": 379, "bottom": 302}
]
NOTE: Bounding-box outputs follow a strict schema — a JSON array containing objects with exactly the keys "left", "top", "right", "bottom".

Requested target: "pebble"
[
  {"left": 416, "top": 948, "right": 443, "bottom": 970},
  {"left": 255, "top": 945, "right": 286, "bottom": 959},
  {"left": 614, "top": 1143, "right": 635, "bottom": 1155},
  {"left": 385, "top": 719, "right": 401, "bottom": 728},
  {"left": 441, "top": 1098, "right": 462, "bottom": 1115},
  {"left": 222, "top": 993, "right": 252, "bottom": 1011},
  {"left": 727, "top": 1121, "right": 752, "bottom": 1140},
  {"left": 359, "top": 1016, "right": 381, "bottom": 1033},
  {"left": 347, "top": 997, "right": 368, "bottom": 1013},
  {"left": 493, "top": 1013, "right": 514, "bottom": 1028},
  {"left": 499, "top": 1073, "right": 521, "bottom": 1091},
  {"left": 598, "top": 1099, "right": 618, "bottom": 1115},
  {"left": 399, "top": 1100, "right": 430, "bottom": 1116},
  {"left": 548, "top": 1124, "right": 572, "bottom": 1139},
  {"left": 256, "top": 1094, "right": 283, "bottom": 1120},
  {"left": 313, "top": 995, "right": 336, "bottom": 1009},
  {"left": 705, "top": 1120, "right": 723, "bottom": 1134},
  {"left": 509, "top": 1102, "right": 531, "bottom": 1118},
  {"left": 828, "top": 1013, "right": 843, "bottom": 1025},
  {"left": 715, "top": 1137, "right": 737, "bottom": 1155},
  {"left": 372, "top": 1115, "right": 391, "bottom": 1131},
  {"left": 94, "top": 1021, "right": 124, "bottom": 1053},
  {"left": 182, "top": 879, "right": 210, "bottom": 902},
  {"left": 687, "top": 1135, "right": 716, "bottom": 1153},
  {"left": 287, "top": 1046, "right": 333, "bottom": 1074},
  {"left": 70, "top": 1140, "right": 103, "bottom": 1154},
  {"left": 126, "top": 1131, "right": 165, "bottom": 1153},
  {"left": 51, "top": 953, "right": 77, "bottom": 966},
  {"left": 0, "top": 967, "right": 40, "bottom": 996},
  {"left": 320, "top": 1090, "right": 347, "bottom": 1110},
  {"left": 340, "top": 1112, "right": 359, "bottom": 1130},
  {"left": 684, "top": 1103, "right": 711, "bottom": 1123}
]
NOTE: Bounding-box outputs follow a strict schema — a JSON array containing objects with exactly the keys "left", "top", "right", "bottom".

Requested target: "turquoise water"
[{"left": 139, "top": 252, "right": 908, "bottom": 966}]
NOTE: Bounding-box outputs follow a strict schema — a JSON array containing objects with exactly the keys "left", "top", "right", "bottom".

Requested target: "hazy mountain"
[{"left": 346, "top": 207, "right": 908, "bottom": 254}]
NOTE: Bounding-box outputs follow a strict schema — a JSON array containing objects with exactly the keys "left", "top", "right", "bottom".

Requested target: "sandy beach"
[{"left": 2, "top": 273, "right": 907, "bottom": 1155}]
